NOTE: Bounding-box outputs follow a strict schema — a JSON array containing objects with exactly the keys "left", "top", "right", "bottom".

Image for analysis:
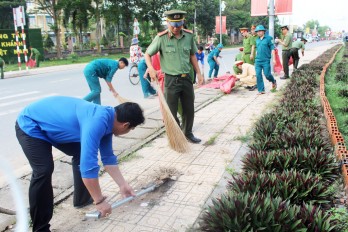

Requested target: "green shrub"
[
  {"left": 242, "top": 147, "right": 338, "bottom": 181},
  {"left": 68, "top": 53, "right": 79, "bottom": 63},
  {"left": 228, "top": 171, "right": 335, "bottom": 206},
  {"left": 199, "top": 192, "right": 336, "bottom": 232}
]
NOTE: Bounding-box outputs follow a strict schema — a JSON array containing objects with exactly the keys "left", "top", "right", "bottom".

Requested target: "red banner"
[
  {"left": 251, "top": 0, "right": 268, "bottom": 16},
  {"left": 215, "top": 16, "right": 227, "bottom": 34},
  {"left": 275, "top": 0, "right": 292, "bottom": 15}
]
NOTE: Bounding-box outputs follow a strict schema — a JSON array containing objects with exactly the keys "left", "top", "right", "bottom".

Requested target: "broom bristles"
[
  {"left": 116, "top": 95, "right": 130, "bottom": 104},
  {"left": 153, "top": 81, "right": 190, "bottom": 153}
]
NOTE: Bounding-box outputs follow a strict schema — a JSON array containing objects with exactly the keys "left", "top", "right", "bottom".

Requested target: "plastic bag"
[
  {"left": 274, "top": 48, "right": 283, "bottom": 74},
  {"left": 220, "top": 75, "right": 236, "bottom": 94},
  {"left": 28, "top": 59, "right": 36, "bottom": 68},
  {"left": 288, "top": 56, "right": 293, "bottom": 66}
]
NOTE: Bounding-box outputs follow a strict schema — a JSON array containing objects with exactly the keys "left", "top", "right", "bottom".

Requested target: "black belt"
[
  {"left": 166, "top": 73, "right": 188, "bottom": 78},
  {"left": 283, "top": 50, "right": 290, "bottom": 51},
  {"left": 244, "top": 52, "right": 251, "bottom": 54}
]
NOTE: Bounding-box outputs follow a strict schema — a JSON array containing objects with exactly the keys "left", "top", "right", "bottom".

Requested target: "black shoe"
[
  {"left": 74, "top": 198, "right": 93, "bottom": 209},
  {"left": 280, "top": 76, "right": 289, "bottom": 79},
  {"left": 244, "top": 86, "right": 252, "bottom": 89},
  {"left": 186, "top": 135, "right": 201, "bottom": 144},
  {"left": 249, "top": 85, "right": 257, "bottom": 91}
]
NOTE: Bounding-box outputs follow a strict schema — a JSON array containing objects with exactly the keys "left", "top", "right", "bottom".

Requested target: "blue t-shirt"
[
  {"left": 17, "top": 96, "right": 117, "bottom": 178},
  {"left": 208, "top": 48, "right": 221, "bottom": 62},
  {"left": 84, "top": 59, "right": 119, "bottom": 82},
  {"left": 255, "top": 35, "right": 275, "bottom": 62},
  {"left": 195, "top": 52, "right": 204, "bottom": 65}
]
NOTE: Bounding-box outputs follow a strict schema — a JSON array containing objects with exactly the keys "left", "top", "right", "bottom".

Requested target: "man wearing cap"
[
  {"left": 240, "top": 27, "right": 256, "bottom": 65},
  {"left": 233, "top": 47, "right": 244, "bottom": 75},
  {"left": 235, "top": 61, "right": 257, "bottom": 91},
  {"left": 145, "top": 9, "right": 203, "bottom": 144},
  {"left": 208, "top": 43, "right": 223, "bottom": 78},
  {"left": 83, "top": 58, "right": 128, "bottom": 104},
  {"left": 276, "top": 25, "right": 292, "bottom": 79},
  {"left": 290, "top": 38, "right": 307, "bottom": 69},
  {"left": 250, "top": 25, "right": 258, "bottom": 59},
  {"left": 130, "top": 37, "right": 143, "bottom": 64},
  {"left": 254, "top": 25, "right": 277, "bottom": 95}
]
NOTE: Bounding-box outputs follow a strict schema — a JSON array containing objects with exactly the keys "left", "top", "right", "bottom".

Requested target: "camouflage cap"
[{"left": 164, "top": 10, "right": 187, "bottom": 22}]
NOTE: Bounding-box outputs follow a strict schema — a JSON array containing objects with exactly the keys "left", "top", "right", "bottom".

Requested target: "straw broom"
[
  {"left": 115, "top": 94, "right": 130, "bottom": 103},
  {"left": 152, "top": 80, "right": 190, "bottom": 153}
]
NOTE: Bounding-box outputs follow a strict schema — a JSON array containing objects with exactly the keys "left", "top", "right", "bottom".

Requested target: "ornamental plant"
[
  {"left": 242, "top": 147, "right": 339, "bottom": 182},
  {"left": 199, "top": 192, "right": 337, "bottom": 232},
  {"left": 228, "top": 171, "right": 335, "bottom": 206}
]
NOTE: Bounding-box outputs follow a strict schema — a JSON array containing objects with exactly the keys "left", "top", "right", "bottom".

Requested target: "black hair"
[
  {"left": 198, "top": 46, "right": 204, "bottom": 51},
  {"left": 114, "top": 102, "right": 145, "bottom": 128},
  {"left": 119, "top": 57, "right": 129, "bottom": 67}
]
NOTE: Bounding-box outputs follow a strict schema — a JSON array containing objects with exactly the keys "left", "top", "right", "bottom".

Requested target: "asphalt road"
[{"left": 0, "top": 40, "right": 330, "bottom": 182}]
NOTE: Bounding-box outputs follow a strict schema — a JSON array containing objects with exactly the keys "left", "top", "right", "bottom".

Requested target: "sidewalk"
[{"left": 0, "top": 41, "right": 341, "bottom": 232}]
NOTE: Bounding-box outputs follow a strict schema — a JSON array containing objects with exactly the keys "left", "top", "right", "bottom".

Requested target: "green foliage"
[
  {"left": 199, "top": 192, "right": 336, "bottom": 232},
  {"left": 229, "top": 171, "right": 335, "bottom": 206},
  {"left": 43, "top": 35, "right": 55, "bottom": 51},
  {"left": 101, "top": 35, "right": 109, "bottom": 47},
  {"left": 242, "top": 147, "right": 339, "bottom": 182},
  {"left": 67, "top": 53, "right": 78, "bottom": 63},
  {"left": 329, "top": 207, "right": 348, "bottom": 232},
  {"left": 215, "top": 34, "right": 230, "bottom": 46}
]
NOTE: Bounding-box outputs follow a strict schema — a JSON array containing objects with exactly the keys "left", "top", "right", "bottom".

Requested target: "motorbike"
[{"left": 205, "top": 43, "right": 215, "bottom": 54}]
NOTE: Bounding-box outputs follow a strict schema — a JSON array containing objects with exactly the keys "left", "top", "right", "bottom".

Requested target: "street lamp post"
[{"left": 219, "top": 0, "right": 222, "bottom": 44}]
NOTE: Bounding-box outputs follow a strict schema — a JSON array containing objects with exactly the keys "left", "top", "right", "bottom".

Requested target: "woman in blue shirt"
[
  {"left": 207, "top": 43, "right": 223, "bottom": 79},
  {"left": 15, "top": 96, "right": 145, "bottom": 231},
  {"left": 83, "top": 57, "right": 128, "bottom": 104}
]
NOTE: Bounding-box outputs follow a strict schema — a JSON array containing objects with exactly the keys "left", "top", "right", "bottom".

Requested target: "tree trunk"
[
  {"left": 55, "top": 28, "right": 62, "bottom": 58},
  {"left": 95, "top": 1, "right": 101, "bottom": 54}
]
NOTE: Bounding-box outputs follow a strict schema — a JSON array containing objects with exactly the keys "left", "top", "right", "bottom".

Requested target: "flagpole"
[{"left": 269, "top": 0, "right": 275, "bottom": 72}]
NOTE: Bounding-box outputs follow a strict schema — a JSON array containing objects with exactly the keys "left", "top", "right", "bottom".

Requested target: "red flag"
[
  {"left": 251, "top": 0, "right": 268, "bottom": 16},
  {"left": 275, "top": 0, "right": 292, "bottom": 15},
  {"left": 215, "top": 16, "right": 227, "bottom": 34}
]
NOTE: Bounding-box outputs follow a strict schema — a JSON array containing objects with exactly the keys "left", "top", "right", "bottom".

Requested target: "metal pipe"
[{"left": 85, "top": 183, "right": 157, "bottom": 219}]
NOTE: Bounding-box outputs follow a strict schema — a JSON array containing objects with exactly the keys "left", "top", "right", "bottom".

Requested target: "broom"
[
  {"left": 220, "top": 58, "right": 231, "bottom": 74},
  {"left": 151, "top": 79, "right": 190, "bottom": 153},
  {"left": 115, "top": 94, "right": 131, "bottom": 104}
]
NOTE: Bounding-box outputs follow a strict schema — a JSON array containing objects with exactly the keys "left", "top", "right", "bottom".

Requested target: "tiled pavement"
[{"left": 1, "top": 41, "right": 341, "bottom": 232}]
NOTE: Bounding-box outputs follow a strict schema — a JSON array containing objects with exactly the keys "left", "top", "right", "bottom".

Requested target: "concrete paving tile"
[
  {"left": 131, "top": 225, "right": 171, "bottom": 232},
  {"left": 98, "top": 221, "right": 136, "bottom": 232},
  {"left": 136, "top": 212, "right": 171, "bottom": 230},
  {"left": 161, "top": 189, "right": 189, "bottom": 204}
]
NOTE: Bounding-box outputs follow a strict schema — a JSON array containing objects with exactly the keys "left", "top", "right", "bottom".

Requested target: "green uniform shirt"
[
  {"left": 235, "top": 52, "right": 243, "bottom": 61},
  {"left": 146, "top": 29, "right": 197, "bottom": 75},
  {"left": 31, "top": 48, "right": 40, "bottom": 56},
  {"left": 292, "top": 40, "right": 305, "bottom": 50},
  {"left": 281, "top": 33, "right": 292, "bottom": 51},
  {"left": 242, "top": 35, "right": 255, "bottom": 54}
]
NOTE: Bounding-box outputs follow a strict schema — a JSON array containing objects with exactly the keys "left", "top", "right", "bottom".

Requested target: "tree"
[
  {"left": 0, "top": 0, "right": 26, "bottom": 29},
  {"left": 43, "top": 35, "right": 55, "bottom": 51},
  {"left": 36, "top": 0, "right": 63, "bottom": 58},
  {"left": 62, "top": 0, "right": 92, "bottom": 51}
]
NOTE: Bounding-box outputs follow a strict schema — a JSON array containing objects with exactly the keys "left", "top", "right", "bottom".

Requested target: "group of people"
[{"left": 16, "top": 9, "right": 204, "bottom": 232}]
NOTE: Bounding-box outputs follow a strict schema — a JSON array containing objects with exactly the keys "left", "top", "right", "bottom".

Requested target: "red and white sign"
[
  {"left": 13, "top": 6, "right": 26, "bottom": 27},
  {"left": 251, "top": 0, "right": 268, "bottom": 16},
  {"left": 215, "top": 16, "right": 227, "bottom": 34},
  {"left": 275, "top": 0, "right": 293, "bottom": 15}
]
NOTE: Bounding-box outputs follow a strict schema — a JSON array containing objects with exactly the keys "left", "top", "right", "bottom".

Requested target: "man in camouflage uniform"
[{"left": 145, "top": 9, "right": 203, "bottom": 144}]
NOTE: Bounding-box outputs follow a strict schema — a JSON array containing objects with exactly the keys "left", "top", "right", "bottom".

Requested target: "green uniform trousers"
[
  {"left": 164, "top": 74, "right": 195, "bottom": 137},
  {"left": 242, "top": 53, "right": 254, "bottom": 65},
  {"left": 35, "top": 54, "right": 41, "bottom": 67}
]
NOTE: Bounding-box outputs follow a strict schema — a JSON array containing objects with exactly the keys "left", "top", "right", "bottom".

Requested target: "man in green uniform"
[
  {"left": 250, "top": 25, "right": 258, "bottom": 60},
  {"left": 276, "top": 25, "right": 292, "bottom": 79},
  {"left": 240, "top": 27, "right": 256, "bottom": 65},
  {"left": 290, "top": 37, "right": 307, "bottom": 69},
  {"left": 233, "top": 47, "right": 244, "bottom": 75},
  {"left": 0, "top": 57, "right": 4, "bottom": 79},
  {"left": 30, "top": 46, "right": 41, "bottom": 67},
  {"left": 145, "top": 9, "right": 203, "bottom": 144}
]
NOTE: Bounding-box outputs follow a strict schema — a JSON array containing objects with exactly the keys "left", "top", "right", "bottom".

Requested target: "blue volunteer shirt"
[
  {"left": 195, "top": 52, "right": 204, "bottom": 65},
  {"left": 208, "top": 48, "right": 221, "bottom": 62},
  {"left": 17, "top": 96, "right": 117, "bottom": 178},
  {"left": 86, "top": 59, "right": 119, "bottom": 82},
  {"left": 255, "top": 35, "right": 275, "bottom": 62}
]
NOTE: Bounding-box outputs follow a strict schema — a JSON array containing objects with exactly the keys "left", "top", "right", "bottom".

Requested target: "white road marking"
[
  {"left": 0, "top": 91, "right": 40, "bottom": 101},
  {"left": 0, "top": 93, "right": 57, "bottom": 108}
]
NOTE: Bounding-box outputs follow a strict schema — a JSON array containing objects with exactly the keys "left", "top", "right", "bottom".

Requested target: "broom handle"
[{"left": 85, "top": 184, "right": 157, "bottom": 219}]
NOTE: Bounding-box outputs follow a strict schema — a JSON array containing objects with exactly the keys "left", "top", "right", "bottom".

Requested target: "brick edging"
[{"left": 319, "top": 45, "right": 348, "bottom": 186}]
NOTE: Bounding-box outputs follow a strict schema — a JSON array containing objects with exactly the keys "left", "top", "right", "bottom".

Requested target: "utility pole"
[
  {"left": 219, "top": 0, "right": 222, "bottom": 44},
  {"left": 269, "top": 0, "right": 275, "bottom": 71}
]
